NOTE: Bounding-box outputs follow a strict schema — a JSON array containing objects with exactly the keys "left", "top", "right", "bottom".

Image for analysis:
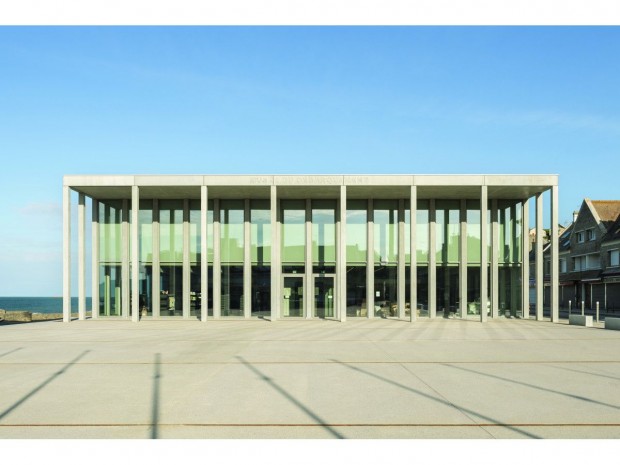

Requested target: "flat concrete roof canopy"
[{"left": 65, "top": 174, "right": 558, "bottom": 200}]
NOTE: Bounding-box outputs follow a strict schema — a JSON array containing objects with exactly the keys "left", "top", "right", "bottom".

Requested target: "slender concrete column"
[
  {"left": 244, "top": 199, "right": 251, "bottom": 319},
  {"left": 91, "top": 200, "right": 99, "bottom": 319},
  {"left": 305, "top": 199, "right": 312, "bottom": 319},
  {"left": 213, "top": 199, "right": 221, "bottom": 319},
  {"left": 551, "top": 185, "right": 560, "bottom": 322},
  {"left": 367, "top": 198, "right": 374, "bottom": 318},
  {"left": 429, "top": 199, "right": 437, "bottom": 319},
  {"left": 122, "top": 199, "right": 129, "bottom": 319},
  {"left": 200, "top": 186, "right": 208, "bottom": 322},
  {"left": 459, "top": 199, "right": 467, "bottom": 319},
  {"left": 410, "top": 186, "right": 417, "bottom": 322},
  {"left": 78, "top": 193, "right": 86, "bottom": 320},
  {"left": 398, "top": 199, "right": 406, "bottom": 320},
  {"left": 522, "top": 198, "right": 530, "bottom": 319},
  {"left": 63, "top": 185, "right": 71, "bottom": 323},
  {"left": 270, "top": 185, "right": 279, "bottom": 321},
  {"left": 535, "top": 193, "right": 544, "bottom": 321},
  {"left": 183, "top": 199, "right": 190, "bottom": 319},
  {"left": 131, "top": 186, "right": 140, "bottom": 322},
  {"left": 480, "top": 186, "right": 488, "bottom": 323},
  {"left": 153, "top": 199, "right": 160, "bottom": 318},
  {"left": 339, "top": 186, "right": 347, "bottom": 322},
  {"left": 491, "top": 199, "right": 499, "bottom": 319}
]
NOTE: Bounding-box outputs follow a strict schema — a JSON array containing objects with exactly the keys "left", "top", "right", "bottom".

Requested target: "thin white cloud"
[
  {"left": 18, "top": 202, "right": 62, "bottom": 217},
  {"left": 466, "top": 108, "right": 620, "bottom": 134}
]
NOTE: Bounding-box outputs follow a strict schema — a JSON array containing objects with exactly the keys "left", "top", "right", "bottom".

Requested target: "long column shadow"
[
  {"left": 150, "top": 353, "right": 161, "bottom": 439},
  {"left": 330, "top": 358, "right": 540, "bottom": 439},
  {"left": 236, "top": 356, "right": 344, "bottom": 439},
  {"left": 445, "top": 363, "right": 620, "bottom": 411},
  {"left": 549, "top": 364, "right": 620, "bottom": 383},
  {"left": 0, "top": 348, "right": 22, "bottom": 359},
  {"left": 0, "top": 350, "right": 90, "bottom": 421}
]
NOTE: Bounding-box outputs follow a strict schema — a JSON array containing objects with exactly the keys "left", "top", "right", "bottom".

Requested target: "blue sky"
[{"left": 1, "top": 26, "right": 619, "bottom": 296}]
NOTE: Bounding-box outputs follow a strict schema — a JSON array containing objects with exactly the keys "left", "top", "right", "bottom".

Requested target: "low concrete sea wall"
[{"left": 0, "top": 309, "right": 92, "bottom": 323}]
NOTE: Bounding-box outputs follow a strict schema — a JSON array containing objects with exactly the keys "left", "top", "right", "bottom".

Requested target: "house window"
[
  {"left": 560, "top": 258, "right": 567, "bottom": 273},
  {"left": 587, "top": 254, "right": 600, "bottom": 270},
  {"left": 587, "top": 229, "right": 595, "bottom": 241},
  {"left": 576, "top": 231, "right": 585, "bottom": 243},
  {"left": 573, "top": 256, "right": 585, "bottom": 271},
  {"left": 611, "top": 249, "right": 620, "bottom": 267}
]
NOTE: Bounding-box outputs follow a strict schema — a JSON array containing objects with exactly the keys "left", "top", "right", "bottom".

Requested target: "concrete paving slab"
[{"left": 1, "top": 318, "right": 620, "bottom": 439}]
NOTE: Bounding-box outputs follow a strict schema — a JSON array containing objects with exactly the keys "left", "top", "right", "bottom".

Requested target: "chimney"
[{"left": 573, "top": 211, "right": 578, "bottom": 223}]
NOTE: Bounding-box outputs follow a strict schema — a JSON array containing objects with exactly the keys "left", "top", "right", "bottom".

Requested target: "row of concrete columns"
[{"left": 63, "top": 184, "right": 560, "bottom": 323}]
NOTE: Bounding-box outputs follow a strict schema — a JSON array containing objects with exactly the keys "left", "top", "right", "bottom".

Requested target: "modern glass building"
[{"left": 62, "top": 175, "right": 560, "bottom": 323}]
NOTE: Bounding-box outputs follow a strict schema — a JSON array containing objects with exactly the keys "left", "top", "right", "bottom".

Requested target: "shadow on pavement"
[
  {"left": 331, "top": 358, "right": 540, "bottom": 439},
  {"left": 236, "top": 356, "right": 344, "bottom": 439},
  {"left": 0, "top": 350, "right": 90, "bottom": 421}
]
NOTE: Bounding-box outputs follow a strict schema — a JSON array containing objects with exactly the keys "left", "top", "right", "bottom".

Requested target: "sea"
[{"left": 0, "top": 297, "right": 92, "bottom": 314}]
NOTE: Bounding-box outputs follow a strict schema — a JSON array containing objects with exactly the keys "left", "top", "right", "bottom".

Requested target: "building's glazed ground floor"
[{"left": 62, "top": 174, "right": 561, "bottom": 323}]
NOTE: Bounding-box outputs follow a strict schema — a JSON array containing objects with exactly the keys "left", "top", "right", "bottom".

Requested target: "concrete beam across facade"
[{"left": 63, "top": 174, "right": 559, "bottom": 324}]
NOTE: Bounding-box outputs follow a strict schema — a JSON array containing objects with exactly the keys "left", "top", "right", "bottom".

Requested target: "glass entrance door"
[
  {"left": 313, "top": 275, "right": 335, "bottom": 319},
  {"left": 282, "top": 275, "right": 304, "bottom": 317}
]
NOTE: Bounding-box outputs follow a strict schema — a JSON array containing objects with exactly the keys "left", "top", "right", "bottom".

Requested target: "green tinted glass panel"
[
  {"left": 251, "top": 200, "right": 271, "bottom": 264},
  {"left": 99, "top": 200, "right": 122, "bottom": 263},
  {"left": 416, "top": 200, "right": 429, "bottom": 263},
  {"left": 282, "top": 200, "right": 305, "bottom": 264},
  {"left": 160, "top": 200, "right": 183, "bottom": 263},
  {"left": 139, "top": 200, "right": 153, "bottom": 263},
  {"left": 207, "top": 200, "right": 214, "bottom": 262},
  {"left": 436, "top": 200, "right": 460, "bottom": 264},
  {"left": 374, "top": 200, "right": 398, "bottom": 264},
  {"left": 347, "top": 200, "right": 367, "bottom": 264},
  {"left": 312, "top": 200, "right": 336, "bottom": 264},
  {"left": 499, "top": 200, "right": 522, "bottom": 264},
  {"left": 404, "top": 200, "right": 410, "bottom": 264},
  {"left": 467, "top": 200, "right": 481, "bottom": 264},
  {"left": 220, "top": 200, "right": 244, "bottom": 264},
  {"left": 189, "top": 200, "right": 201, "bottom": 262}
]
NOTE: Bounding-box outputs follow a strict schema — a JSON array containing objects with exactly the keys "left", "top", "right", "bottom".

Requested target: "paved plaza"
[{"left": 1, "top": 317, "right": 620, "bottom": 439}]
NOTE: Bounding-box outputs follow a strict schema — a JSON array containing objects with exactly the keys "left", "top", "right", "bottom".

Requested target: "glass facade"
[
  {"left": 89, "top": 186, "right": 529, "bottom": 322},
  {"left": 251, "top": 200, "right": 271, "bottom": 317},
  {"left": 220, "top": 200, "right": 244, "bottom": 317},
  {"left": 99, "top": 200, "right": 123, "bottom": 316},
  {"left": 435, "top": 200, "right": 460, "bottom": 317},
  {"left": 159, "top": 200, "right": 183, "bottom": 316}
]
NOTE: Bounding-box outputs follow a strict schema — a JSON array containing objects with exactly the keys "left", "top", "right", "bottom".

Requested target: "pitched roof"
[{"left": 589, "top": 200, "right": 620, "bottom": 229}]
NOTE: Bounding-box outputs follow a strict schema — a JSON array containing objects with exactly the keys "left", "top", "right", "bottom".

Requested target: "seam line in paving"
[
  {"left": 3, "top": 423, "right": 620, "bottom": 428},
  {"left": 3, "top": 360, "right": 620, "bottom": 365}
]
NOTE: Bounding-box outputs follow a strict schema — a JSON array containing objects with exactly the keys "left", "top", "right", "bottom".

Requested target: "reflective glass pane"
[
  {"left": 467, "top": 200, "right": 481, "bottom": 264},
  {"left": 374, "top": 200, "right": 398, "bottom": 264},
  {"left": 346, "top": 266, "right": 367, "bottom": 317},
  {"left": 374, "top": 265, "right": 398, "bottom": 318},
  {"left": 436, "top": 200, "right": 460, "bottom": 264},
  {"left": 251, "top": 200, "right": 271, "bottom": 264},
  {"left": 251, "top": 265, "right": 271, "bottom": 316},
  {"left": 282, "top": 276, "right": 304, "bottom": 317},
  {"left": 99, "top": 200, "right": 122, "bottom": 263},
  {"left": 159, "top": 200, "right": 183, "bottom": 263},
  {"left": 221, "top": 200, "right": 244, "bottom": 264},
  {"left": 281, "top": 200, "right": 305, "bottom": 264},
  {"left": 347, "top": 200, "right": 367, "bottom": 264},
  {"left": 189, "top": 200, "right": 201, "bottom": 263},
  {"left": 416, "top": 200, "right": 429, "bottom": 263},
  {"left": 312, "top": 200, "right": 336, "bottom": 264},
  {"left": 221, "top": 265, "right": 244, "bottom": 316}
]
